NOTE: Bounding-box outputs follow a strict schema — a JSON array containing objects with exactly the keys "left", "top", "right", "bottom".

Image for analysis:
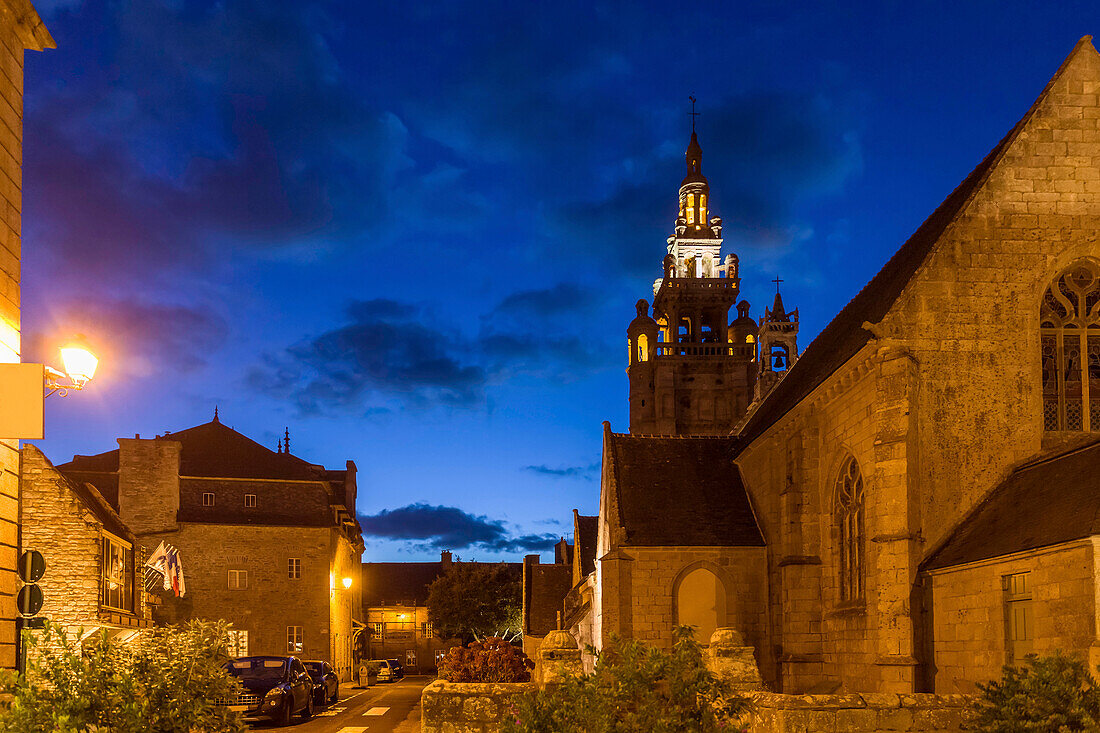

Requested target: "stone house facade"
[
  {"left": 0, "top": 0, "right": 51, "bottom": 669},
  {"left": 544, "top": 36, "right": 1100, "bottom": 695},
  {"left": 57, "top": 416, "right": 365, "bottom": 680},
  {"left": 21, "top": 445, "right": 153, "bottom": 637}
]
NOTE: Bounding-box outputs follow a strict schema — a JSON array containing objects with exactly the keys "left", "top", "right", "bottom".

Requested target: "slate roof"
[
  {"left": 606, "top": 431, "right": 764, "bottom": 547},
  {"left": 922, "top": 438, "right": 1100, "bottom": 571},
  {"left": 524, "top": 563, "right": 572, "bottom": 637},
  {"left": 361, "top": 560, "right": 522, "bottom": 607},
  {"left": 736, "top": 36, "right": 1097, "bottom": 449},
  {"left": 574, "top": 513, "right": 599, "bottom": 577},
  {"left": 60, "top": 419, "right": 327, "bottom": 482}
]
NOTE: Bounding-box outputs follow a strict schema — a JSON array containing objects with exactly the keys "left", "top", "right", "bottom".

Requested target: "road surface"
[{"left": 249, "top": 675, "right": 430, "bottom": 733}]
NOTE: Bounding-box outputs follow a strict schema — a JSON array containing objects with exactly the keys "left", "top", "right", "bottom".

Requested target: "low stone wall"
[
  {"left": 747, "top": 692, "right": 976, "bottom": 732},
  {"left": 421, "top": 680, "right": 537, "bottom": 733}
]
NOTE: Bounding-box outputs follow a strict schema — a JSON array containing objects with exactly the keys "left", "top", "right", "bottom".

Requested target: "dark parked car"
[
  {"left": 223, "top": 656, "right": 314, "bottom": 726},
  {"left": 303, "top": 660, "right": 338, "bottom": 706},
  {"left": 386, "top": 658, "right": 405, "bottom": 680}
]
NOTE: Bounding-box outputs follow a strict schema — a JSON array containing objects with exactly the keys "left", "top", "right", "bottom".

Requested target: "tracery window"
[
  {"left": 834, "top": 455, "right": 865, "bottom": 603},
  {"left": 1040, "top": 260, "right": 1100, "bottom": 432}
]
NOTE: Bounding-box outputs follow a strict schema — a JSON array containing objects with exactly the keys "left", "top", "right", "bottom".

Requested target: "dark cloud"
[
  {"left": 250, "top": 286, "right": 616, "bottom": 414},
  {"left": 25, "top": 297, "right": 228, "bottom": 380},
  {"left": 523, "top": 462, "right": 600, "bottom": 480},
  {"left": 25, "top": 0, "right": 409, "bottom": 285},
  {"left": 358, "top": 503, "right": 557, "bottom": 553},
  {"left": 247, "top": 299, "right": 485, "bottom": 415}
]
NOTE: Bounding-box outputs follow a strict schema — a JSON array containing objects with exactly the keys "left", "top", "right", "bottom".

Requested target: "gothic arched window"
[
  {"left": 1040, "top": 260, "right": 1100, "bottom": 432},
  {"left": 835, "top": 455, "right": 865, "bottom": 603}
]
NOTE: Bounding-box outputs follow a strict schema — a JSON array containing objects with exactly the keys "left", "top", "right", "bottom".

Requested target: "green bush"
[
  {"left": 437, "top": 637, "right": 533, "bottom": 683},
  {"left": 0, "top": 620, "right": 246, "bottom": 733},
  {"left": 501, "top": 626, "right": 749, "bottom": 733},
  {"left": 971, "top": 653, "right": 1100, "bottom": 732}
]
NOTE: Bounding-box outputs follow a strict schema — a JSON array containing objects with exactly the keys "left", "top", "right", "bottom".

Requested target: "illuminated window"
[
  {"left": 834, "top": 455, "right": 865, "bottom": 603},
  {"left": 227, "top": 630, "right": 249, "bottom": 658},
  {"left": 244, "top": 494, "right": 256, "bottom": 508},
  {"left": 287, "top": 626, "right": 303, "bottom": 654},
  {"left": 700, "top": 194, "right": 707, "bottom": 222},
  {"left": 288, "top": 558, "right": 301, "bottom": 580},
  {"left": 1003, "top": 572, "right": 1033, "bottom": 665},
  {"left": 687, "top": 193, "right": 695, "bottom": 223},
  {"left": 228, "top": 569, "right": 248, "bottom": 590},
  {"left": 637, "top": 334, "right": 649, "bottom": 362},
  {"left": 1041, "top": 259, "right": 1100, "bottom": 431},
  {"left": 421, "top": 622, "right": 434, "bottom": 638},
  {"left": 746, "top": 335, "right": 755, "bottom": 344},
  {"left": 370, "top": 621, "right": 383, "bottom": 638},
  {"left": 101, "top": 533, "right": 134, "bottom": 613},
  {"left": 202, "top": 493, "right": 215, "bottom": 507}
]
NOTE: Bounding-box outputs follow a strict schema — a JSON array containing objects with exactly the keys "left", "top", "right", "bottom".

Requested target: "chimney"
[
  {"left": 117, "top": 436, "right": 181, "bottom": 535},
  {"left": 440, "top": 550, "right": 452, "bottom": 565}
]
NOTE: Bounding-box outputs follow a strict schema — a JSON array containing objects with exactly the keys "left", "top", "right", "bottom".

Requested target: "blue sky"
[{"left": 21, "top": 0, "right": 1100, "bottom": 560}]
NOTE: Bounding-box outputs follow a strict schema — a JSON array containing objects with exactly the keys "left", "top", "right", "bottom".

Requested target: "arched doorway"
[{"left": 674, "top": 567, "right": 726, "bottom": 644}]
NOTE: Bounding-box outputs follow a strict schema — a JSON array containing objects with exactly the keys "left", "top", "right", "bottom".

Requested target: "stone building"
[
  {"left": 21, "top": 445, "right": 154, "bottom": 638},
  {"left": 0, "top": 0, "right": 52, "bottom": 668},
  {"left": 57, "top": 415, "right": 365, "bottom": 680},
  {"left": 362, "top": 551, "right": 521, "bottom": 672},
  {"left": 548, "top": 35, "right": 1100, "bottom": 695}
]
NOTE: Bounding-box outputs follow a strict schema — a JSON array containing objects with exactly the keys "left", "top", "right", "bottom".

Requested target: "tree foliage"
[
  {"left": 437, "top": 637, "right": 533, "bottom": 683},
  {"left": 971, "top": 653, "right": 1100, "bottom": 732},
  {"left": 427, "top": 561, "right": 521, "bottom": 643},
  {"left": 501, "top": 626, "right": 749, "bottom": 733},
  {"left": 0, "top": 620, "right": 246, "bottom": 733}
]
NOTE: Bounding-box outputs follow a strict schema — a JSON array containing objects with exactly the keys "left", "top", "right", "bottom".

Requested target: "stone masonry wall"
[
  {"left": 150, "top": 523, "right": 339, "bottom": 673},
  {"left": 738, "top": 363, "right": 887, "bottom": 692},
  {"left": 178, "top": 477, "right": 331, "bottom": 525},
  {"left": 419, "top": 681, "right": 974, "bottom": 732},
  {"left": 880, "top": 38, "right": 1100, "bottom": 559},
  {"left": 421, "top": 680, "right": 537, "bottom": 733},
  {"left": 117, "top": 438, "right": 180, "bottom": 535},
  {"left": 0, "top": 0, "right": 52, "bottom": 669},
  {"left": 21, "top": 446, "right": 103, "bottom": 632},
  {"left": 927, "top": 540, "right": 1095, "bottom": 692},
  {"left": 747, "top": 692, "right": 974, "bottom": 732},
  {"left": 622, "top": 546, "right": 771, "bottom": 680},
  {"left": 329, "top": 527, "right": 362, "bottom": 680}
]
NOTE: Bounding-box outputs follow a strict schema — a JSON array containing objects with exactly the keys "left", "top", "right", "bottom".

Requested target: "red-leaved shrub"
[{"left": 437, "top": 637, "right": 533, "bottom": 683}]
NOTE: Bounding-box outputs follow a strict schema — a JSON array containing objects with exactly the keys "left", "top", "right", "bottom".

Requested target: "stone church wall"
[
  {"left": 880, "top": 43, "right": 1100, "bottom": 557},
  {"left": 734, "top": 39, "right": 1100, "bottom": 695},
  {"left": 925, "top": 540, "right": 1095, "bottom": 693},
  {"left": 739, "top": 360, "right": 889, "bottom": 692}
]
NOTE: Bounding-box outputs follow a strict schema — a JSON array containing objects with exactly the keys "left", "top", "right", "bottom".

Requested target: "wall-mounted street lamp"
[
  {"left": 0, "top": 342, "right": 100, "bottom": 439},
  {"left": 342, "top": 576, "right": 353, "bottom": 590},
  {"left": 45, "top": 344, "right": 98, "bottom": 398}
]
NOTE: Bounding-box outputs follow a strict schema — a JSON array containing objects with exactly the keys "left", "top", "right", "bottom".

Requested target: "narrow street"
[{"left": 250, "top": 676, "right": 430, "bottom": 733}]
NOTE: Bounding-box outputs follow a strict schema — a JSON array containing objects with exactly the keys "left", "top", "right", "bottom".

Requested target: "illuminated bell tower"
[
  {"left": 753, "top": 281, "right": 800, "bottom": 403},
  {"left": 627, "top": 123, "right": 757, "bottom": 435}
]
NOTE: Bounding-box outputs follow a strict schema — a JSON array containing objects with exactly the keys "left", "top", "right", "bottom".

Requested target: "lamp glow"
[
  {"left": 342, "top": 576, "right": 353, "bottom": 589},
  {"left": 60, "top": 345, "right": 98, "bottom": 385}
]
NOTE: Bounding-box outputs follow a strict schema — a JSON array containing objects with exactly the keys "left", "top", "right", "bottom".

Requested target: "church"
[{"left": 526, "top": 35, "right": 1100, "bottom": 695}]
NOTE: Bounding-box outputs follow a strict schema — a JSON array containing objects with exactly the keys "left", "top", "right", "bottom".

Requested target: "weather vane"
[{"left": 688, "top": 95, "right": 699, "bottom": 132}]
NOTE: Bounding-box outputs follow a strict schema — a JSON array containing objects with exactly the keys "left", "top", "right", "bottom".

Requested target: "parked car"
[
  {"left": 373, "top": 658, "right": 399, "bottom": 683},
  {"left": 303, "top": 660, "right": 339, "bottom": 706},
  {"left": 386, "top": 658, "right": 405, "bottom": 680},
  {"left": 223, "top": 656, "right": 314, "bottom": 726}
]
